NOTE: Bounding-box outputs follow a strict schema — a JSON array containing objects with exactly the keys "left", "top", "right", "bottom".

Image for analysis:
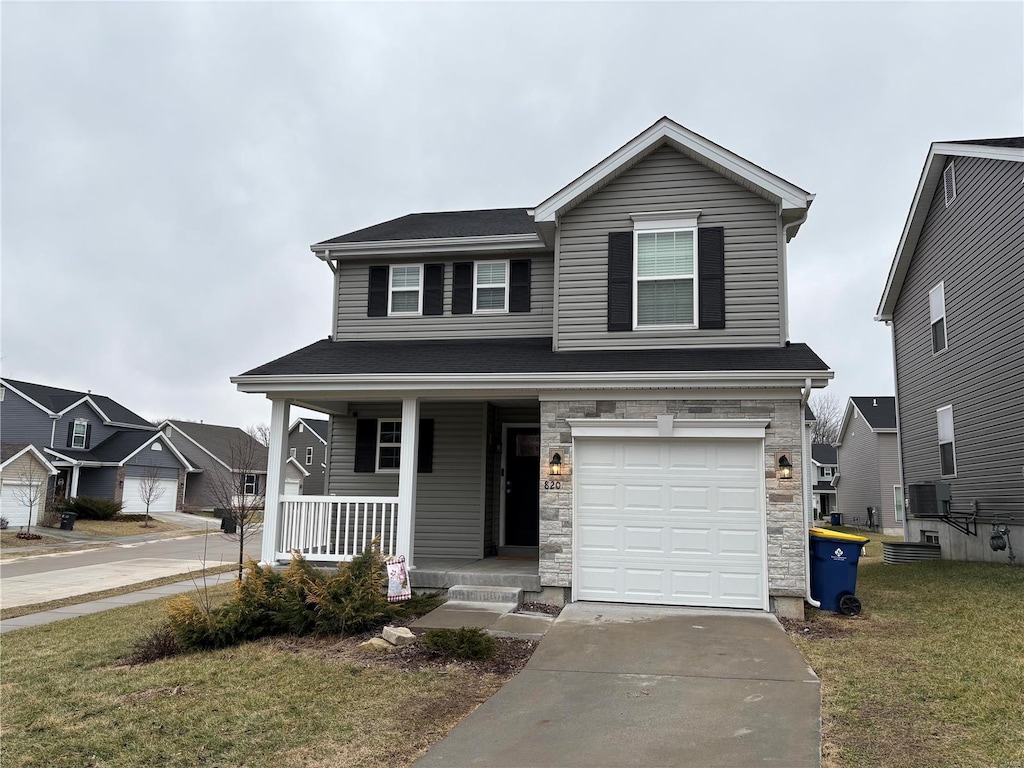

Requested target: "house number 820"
[{"left": 543, "top": 480, "right": 562, "bottom": 490}]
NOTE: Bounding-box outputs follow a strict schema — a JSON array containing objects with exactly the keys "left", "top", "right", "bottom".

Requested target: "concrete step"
[{"left": 447, "top": 585, "right": 523, "bottom": 604}]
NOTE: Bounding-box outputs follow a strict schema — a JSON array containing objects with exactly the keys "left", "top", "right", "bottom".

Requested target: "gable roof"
[
  {"left": 163, "top": 420, "right": 268, "bottom": 472},
  {"left": 1, "top": 378, "right": 154, "bottom": 429},
  {"left": 290, "top": 418, "right": 329, "bottom": 444},
  {"left": 836, "top": 397, "right": 897, "bottom": 446},
  {"left": 0, "top": 443, "right": 58, "bottom": 474},
  {"left": 532, "top": 116, "right": 814, "bottom": 237},
  {"left": 317, "top": 208, "right": 535, "bottom": 245},
  {"left": 35, "top": 431, "right": 194, "bottom": 469},
  {"left": 876, "top": 137, "right": 1024, "bottom": 320},
  {"left": 811, "top": 443, "right": 838, "bottom": 466}
]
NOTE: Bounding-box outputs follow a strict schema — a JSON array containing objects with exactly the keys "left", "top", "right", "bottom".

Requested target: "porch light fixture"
[
  {"left": 549, "top": 453, "right": 563, "bottom": 476},
  {"left": 778, "top": 454, "right": 793, "bottom": 480}
]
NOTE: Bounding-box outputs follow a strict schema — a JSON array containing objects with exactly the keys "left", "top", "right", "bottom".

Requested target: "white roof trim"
[
  {"left": 534, "top": 117, "right": 812, "bottom": 223},
  {"left": 157, "top": 421, "right": 233, "bottom": 472},
  {"left": 876, "top": 141, "right": 1024, "bottom": 320},
  {"left": 289, "top": 418, "right": 329, "bottom": 445},
  {"left": 287, "top": 456, "right": 311, "bottom": 477},
  {"left": 1, "top": 444, "right": 59, "bottom": 475},
  {"left": 567, "top": 417, "right": 769, "bottom": 440},
  {"left": 43, "top": 447, "right": 81, "bottom": 465},
  {"left": 119, "top": 433, "right": 198, "bottom": 472},
  {"left": 0, "top": 380, "right": 153, "bottom": 429},
  {"left": 313, "top": 233, "right": 546, "bottom": 259},
  {"left": 0, "top": 380, "right": 56, "bottom": 416}
]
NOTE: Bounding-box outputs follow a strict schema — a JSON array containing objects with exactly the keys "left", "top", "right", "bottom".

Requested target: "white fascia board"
[
  {"left": 56, "top": 395, "right": 112, "bottom": 423},
  {"left": 119, "top": 434, "right": 197, "bottom": 471},
  {"left": 835, "top": 400, "right": 858, "bottom": 444},
  {"left": 0, "top": 381, "right": 56, "bottom": 416},
  {"left": 0, "top": 444, "right": 59, "bottom": 475},
  {"left": 567, "top": 417, "right": 769, "bottom": 439},
  {"left": 296, "top": 418, "right": 329, "bottom": 445},
  {"left": 312, "top": 233, "right": 545, "bottom": 259},
  {"left": 876, "top": 141, "right": 1024, "bottom": 320},
  {"left": 534, "top": 117, "right": 812, "bottom": 223},
  {"left": 287, "top": 456, "right": 311, "bottom": 477},
  {"left": 161, "top": 422, "right": 233, "bottom": 472},
  {"left": 43, "top": 448, "right": 82, "bottom": 465}
]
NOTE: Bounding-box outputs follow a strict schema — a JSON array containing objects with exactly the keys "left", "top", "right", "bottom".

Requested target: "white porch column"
[
  {"left": 70, "top": 465, "right": 81, "bottom": 498},
  {"left": 396, "top": 397, "right": 420, "bottom": 567},
  {"left": 261, "top": 398, "right": 291, "bottom": 565}
]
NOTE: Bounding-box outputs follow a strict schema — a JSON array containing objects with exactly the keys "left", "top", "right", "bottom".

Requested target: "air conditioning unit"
[{"left": 908, "top": 483, "right": 951, "bottom": 517}]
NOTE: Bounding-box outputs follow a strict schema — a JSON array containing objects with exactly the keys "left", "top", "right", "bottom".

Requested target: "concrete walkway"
[{"left": 415, "top": 603, "right": 821, "bottom": 767}]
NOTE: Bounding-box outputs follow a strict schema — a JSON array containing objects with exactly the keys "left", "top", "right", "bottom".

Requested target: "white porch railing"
[{"left": 276, "top": 495, "right": 400, "bottom": 562}]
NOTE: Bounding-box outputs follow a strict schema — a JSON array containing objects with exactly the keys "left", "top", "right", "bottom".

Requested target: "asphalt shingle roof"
[
  {"left": 850, "top": 396, "right": 897, "bottom": 430},
  {"left": 2, "top": 378, "right": 153, "bottom": 429},
  {"left": 168, "top": 421, "right": 268, "bottom": 469},
  {"left": 1, "top": 443, "right": 33, "bottom": 463},
  {"left": 299, "top": 419, "right": 330, "bottom": 441},
  {"left": 811, "top": 443, "right": 838, "bottom": 465},
  {"left": 240, "top": 337, "right": 830, "bottom": 377},
  {"left": 316, "top": 208, "right": 536, "bottom": 245},
  {"left": 943, "top": 137, "right": 1024, "bottom": 149}
]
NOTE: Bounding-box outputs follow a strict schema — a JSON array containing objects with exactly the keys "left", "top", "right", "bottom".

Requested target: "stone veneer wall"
[{"left": 539, "top": 398, "right": 806, "bottom": 599}]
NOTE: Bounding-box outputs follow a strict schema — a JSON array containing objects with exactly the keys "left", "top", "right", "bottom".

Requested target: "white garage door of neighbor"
[
  {"left": 1, "top": 482, "right": 40, "bottom": 527},
  {"left": 121, "top": 477, "right": 178, "bottom": 514},
  {"left": 575, "top": 438, "right": 767, "bottom": 610},
  {"left": 284, "top": 479, "right": 301, "bottom": 495}
]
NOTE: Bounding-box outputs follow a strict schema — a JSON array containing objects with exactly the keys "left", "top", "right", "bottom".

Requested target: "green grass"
[
  {"left": 0, "top": 589, "right": 501, "bottom": 768},
  {"left": 789, "top": 559, "right": 1024, "bottom": 768}
]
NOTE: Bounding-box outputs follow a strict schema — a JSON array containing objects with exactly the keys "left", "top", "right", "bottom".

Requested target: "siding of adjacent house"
[
  {"left": 0, "top": 389, "right": 56, "bottom": 447},
  {"left": 876, "top": 432, "right": 902, "bottom": 532},
  {"left": 53, "top": 403, "right": 139, "bottom": 452},
  {"left": 164, "top": 433, "right": 227, "bottom": 511},
  {"left": 327, "top": 402, "right": 487, "bottom": 559},
  {"left": 555, "top": 145, "right": 783, "bottom": 351},
  {"left": 288, "top": 422, "right": 328, "bottom": 495},
  {"left": 333, "top": 255, "right": 554, "bottom": 341},
  {"left": 835, "top": 413, "right": 881, "bottom": 526},
  {"left": 892, "top": 154, "right": 1024, "bottom": 531}
]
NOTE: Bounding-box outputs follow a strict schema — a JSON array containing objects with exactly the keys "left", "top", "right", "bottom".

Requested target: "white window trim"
[
  {"left": 894, "top": 485, "right": 904, "bottom": 523},
  {"left": 71, "top": 419, "right": 88, "bottom": 449},
  {"left": 388, "top": 264, "right": 423, "bottom": 316},
  {"left": 631, "top": 225, "right": 699, "bottom": 330},
  {"left": 937, "top": 404, "right": 957, "bottom": 478},
  {"left": 243, "top": 473, "right": 258, "bottom": 494},
  {"left": 472, "top": 260, "right": 510, "bottom": 314},
  {"left": 151, "top": 443, "right": 163, "bottom": 451},
  {"left": 305, "top": 446, "right": 314, "bottom": 465},
  {"left": 376, "top": 419, "right": 402, "bottom": 473},
  {"left": 943, "top": 161, "right": 956, "bottom": 207},
  {"left": 289, "top": 447, "right": 296, "bottom": 459},
  {"left": 929, "top": 281, "right": 947, "bottom": 355},
  {"left": 822, "top": 466, "right": 833, "bottom": 478}
]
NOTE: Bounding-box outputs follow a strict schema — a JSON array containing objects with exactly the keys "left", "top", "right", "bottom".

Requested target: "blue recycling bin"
[
  {"left": 808, "top": 527, "right": 869, "bottom": 615},
  {"left": 829, "top": 512, "right": 842, "bottom": 526}
]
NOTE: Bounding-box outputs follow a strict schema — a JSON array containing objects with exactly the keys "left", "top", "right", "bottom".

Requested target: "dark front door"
[{"left": 504, "top": 427, "right": 540, "bottom": 547}]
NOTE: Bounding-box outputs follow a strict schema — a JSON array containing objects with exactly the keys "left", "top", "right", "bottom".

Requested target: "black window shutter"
[
  {"left": 67, "top": 422, "right": 74, "bottom": 447},
  {"left": 697, "top": 227, "right": 726, "bottom": 330},
  {"left": 84, "top": 424, "right": 91, "bottom": 449},
  {"left": 354, "top": 419, "right": 378, "bottom": 473},
  {"left": 607, "top": 232, "right": 633, "bottom": 332},
  {"left": 509, "top": 260, "right": 532, "bottom": 313},
  {"left": 417, "top": 418, "right": 434, "bottom": 473},
  {"left": 423, "top": 264, "right": 445, "bottom": 316},
  {"left": 367, "top": 266, "right": 389, "bottom": 317},
  {"left": 452, "top": 262, "right": 474, "bottom": 314}
]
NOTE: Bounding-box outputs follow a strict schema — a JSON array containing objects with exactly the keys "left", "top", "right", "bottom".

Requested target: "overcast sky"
[{"left": 3, "top": 1, "right": 1022, "bottom": 430}]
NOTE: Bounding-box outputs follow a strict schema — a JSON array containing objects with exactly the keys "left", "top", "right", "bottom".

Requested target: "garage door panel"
[
  {"left": 718, "top": 529, "right": 761, "bottom": 556},
  {"left": 669, "top": 527, "right": 713, "bottom": 554},
  {"left": 122, "top": 478, "right": 178, "bottom": 514},
  {"left": 578, "top": 566, "right": 619, "bottom": 595},
  {"left": 622, "top": 526, "right": 666, "bottom": 552},
  {"left": 578, "top": 524, "right": 618, "bottom": 551}
]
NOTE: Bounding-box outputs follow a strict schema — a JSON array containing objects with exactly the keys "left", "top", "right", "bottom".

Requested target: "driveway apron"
[{"left": 415, "top": 602, "right": 820, "bottom": 768}]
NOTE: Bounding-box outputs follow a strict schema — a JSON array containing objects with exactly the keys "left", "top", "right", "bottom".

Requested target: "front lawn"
[
  {"left": 786, "top": 554, "right": 1024, "bottom": 767},
  {"left": 0, "top": 530, "right": 67, "bottom": 550},
  {"left": 72, "top": 518, "right": 186, "bottom": 537},
  {"left": 0, "top": 589, "right": 531, "bottom": 767}
]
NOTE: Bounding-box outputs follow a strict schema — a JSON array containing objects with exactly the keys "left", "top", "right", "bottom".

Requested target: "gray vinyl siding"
[
  {"left": 77, "top": 467, "right": 117, "bottom": 499},
  {"left": 555, "top": 145, "right": 783, "bottom": 351},
  {"left": 288, "top": 423, "right": 327, "bottom": 495},
  {"left": 835, "top": 415, "right": 882, "bottom": 524},
  {"left": 327, "top": 402, "right": 487, "bottom": 559},
  {"left": 876, "top": 433, "right": 901, "bottom": 531},
  {"left": 0, "top": 389, "right": 56, "bottom": 447},
  {"left": 54, "top": 403, "right": 135, "bottom": 451},
  {"left": 892, "top": 154, "right": 1024, "bottom": 524},
  {"left": 124, "top": 465, "right": 180, "bottom": 479},
  {"left": 334, "top": 255, "right": 554, "bottom": 341},
  {"left": 124, "top": 441, "right": 186, "bottom": 472},
  {"left": 165, "top": 433, "right": 229, "bottom": 511}
]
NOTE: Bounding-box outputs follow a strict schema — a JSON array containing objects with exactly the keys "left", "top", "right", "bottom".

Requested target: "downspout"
[{"left": 800, "top": 377, "right": 821, "bottom": 608}]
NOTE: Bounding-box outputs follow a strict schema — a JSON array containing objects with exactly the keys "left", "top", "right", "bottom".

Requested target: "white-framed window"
[
  {"left": 243, "top": 473, "right": 258, "bottom": 494},
  {"left": 151, "top": 443, "right": 163, "bottom": 451},
  {"left": 634, "top": 228, "right": 697, "bottom": 327},
  {"left": 929, "top": 281, "right": 947, "bottom": 354},
  {"left": 937, "top": 405, "right": 957, "bottom": 477},
  {"left": 474, "top": 261, "right": 509, "bottom": 313},
  {"left": 377, "top": 420, "right": 402, "bottom": 472},
  {"left": 289, "top": 447, "right": 296, "bottom": 459},
  {"left": 943, "top": 161, "right": 957, "bottom": 207},
  {"left": 389, "top": 265, "right": 422, "bottom": 315},
  {"left": 71, "top": 419, "right": 88, "bottom": 448},
  {"left": 306, "top": 447, "right": 314, "bottom": 465},
  {"left": 821, "top": 466, "right": 833, "bottom": 479},
  {"left": 894, "top": 485, "right": 905, "bottom": 523}
]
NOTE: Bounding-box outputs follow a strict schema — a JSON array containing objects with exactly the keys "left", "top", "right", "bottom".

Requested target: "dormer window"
[
  {"left": 389, "top": 265, "right": 422, "bottom": 315},
  {"left": 70, "top": 419, "right": 89, "bottom": 449}
]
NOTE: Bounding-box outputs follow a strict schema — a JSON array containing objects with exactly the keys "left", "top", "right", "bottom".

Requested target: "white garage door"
[
  {"left": 121, "top": 477, "right": 178, "bottom": 514},
  {"left": 1, "top": 483, "right": 39, "bottom": 527},
  {"left": 575, "top": 438, "right": 767, "bottom": 610}
]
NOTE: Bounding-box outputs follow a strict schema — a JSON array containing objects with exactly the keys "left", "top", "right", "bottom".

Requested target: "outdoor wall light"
[
  {"left": 778, "top": 454, "right": 793, "bottom": 480},
  {"left": 549, "top": 453, "right": 563, "bottom": 476}
]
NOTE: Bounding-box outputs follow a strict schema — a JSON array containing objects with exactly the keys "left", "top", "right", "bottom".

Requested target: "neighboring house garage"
[
  {"left": 121, "top": 476, "right": 179, "bottom": 515},
  {"left": 1, "top": 482, "right": 38, "bottom": 527},
  {"left": 574, "top": 436, "right": 766, "bottom": 610}
]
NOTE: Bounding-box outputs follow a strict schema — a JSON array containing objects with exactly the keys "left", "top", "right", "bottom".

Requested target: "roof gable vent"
[{"left": 943, "top": 161, "right": 957, "bottom": 207}]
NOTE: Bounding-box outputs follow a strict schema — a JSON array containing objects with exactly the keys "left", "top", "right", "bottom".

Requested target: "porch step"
[{"left": 447, "top": 585, "right": 523, "bottom": 605}]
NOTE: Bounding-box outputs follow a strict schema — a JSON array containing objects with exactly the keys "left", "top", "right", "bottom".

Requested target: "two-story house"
[
  {"left": 810, "top": 443, "right": 838, "bottom": 521},
  {"left": 0, "top": 379, "right": 194, "bottom": 515},
  {"left": 832, "top": 397, "right": 902, "bottom": 534},
  {"left": 285, "top": 418, "right": 328, "bottom": 495},
  {"left": 876, "top": 137, "right": 1024, "bottom": 562},
  {"left": 232, "top": 118, "right": 833, "bottom": 617}
]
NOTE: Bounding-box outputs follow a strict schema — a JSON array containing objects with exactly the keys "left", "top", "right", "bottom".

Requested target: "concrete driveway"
[{"left": 415, "top": 603, "right": 820, "bottom": 768}]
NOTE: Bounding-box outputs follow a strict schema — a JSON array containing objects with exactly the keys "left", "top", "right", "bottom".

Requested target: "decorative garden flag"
[{"left": 386, "top": 555, "right": 411, "bottom": 602}]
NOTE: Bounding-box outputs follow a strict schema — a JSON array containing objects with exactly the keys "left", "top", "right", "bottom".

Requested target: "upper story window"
[
  {"left": 305, "top": 446, "right": 314, "bottom": 465},
  {"left": 821, "top": 466, "right": 833, "bottom": 479},
  {"left": 71, "top": 419, "right": 88, "bottom": 449},
  {"left": 937, "top": 405, "right": 956, "bottom": 477},
  {"left": 389, "top": 265, "right": 422, "bottom": 315},
  {"left": 634, "top": 229, "right": 697, "bottom": 327},
  {"left": 474, "top": 261, "right": 509, "bottom": 313},
  {"left": 289, "top": 447, "right": 296, "bottom": 459},
  {"left": 377, "top": 420, "right": 401, "bottom": 472},
  {"left": 243, "top": 473, "right": 258, "bottom": 494},
  {"left": 943, "top": 161, "right": 957, "bottom": 207},
  {"left": 929, "top": 282, "right": 947, "bottom": 354}
]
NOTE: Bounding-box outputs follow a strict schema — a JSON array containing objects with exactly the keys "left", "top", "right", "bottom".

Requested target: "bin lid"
[{"left": 809, "top": 527, "right": 869, "bottom": 543}]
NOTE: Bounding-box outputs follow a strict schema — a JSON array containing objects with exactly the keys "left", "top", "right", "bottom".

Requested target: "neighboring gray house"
[
  {"left": 0, "top": 379, "right": 194, "bottom": 514},
  {"left": 285, "top": 418, "right": 328, "bottom": 495},
  {"left": 876, "top": 137, "right": 1024, "bottom": 563},
  {"left": 232, "top": 117, "right": 834, "bottom": 618},
  {"left": 810, "top": 443, "right": 838, "bottom": 521},
  {"left": 160, "top": 420, "right": 268, "bottom": 512},
  {"left": 833, "top": 397, "right": 902, "bottom": 535}
]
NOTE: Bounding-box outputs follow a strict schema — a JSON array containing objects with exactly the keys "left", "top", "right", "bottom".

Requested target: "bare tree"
[
  {"left": 6, "top": 460, "right": 50, "bottom": 537},
  {"left": 249, "top": 423, "right": 271, "bottom": 448},
  {"left": 208, "top": 430, "right": 267, "bottom": 580},
  {"left": 136, "top": 463, "right": 168, "bottom": 528},
  {"left": 809, "top": 390, "right": 844, "bottom": 445}
]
